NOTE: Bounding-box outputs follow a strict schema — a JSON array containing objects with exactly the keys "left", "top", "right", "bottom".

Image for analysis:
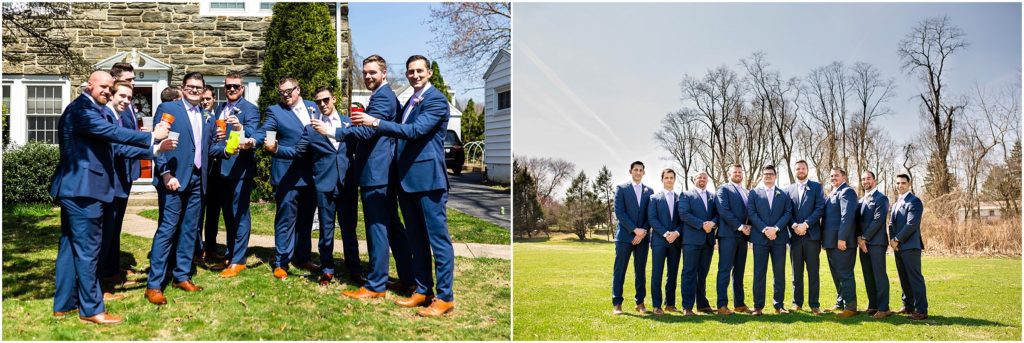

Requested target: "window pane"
[
  {"left": 27, "top": 86, "right": 62, "bottom": 144},
  {"left": 210, "top": 1, "right": 244, "bottom": 9},
  {"left": 260, "top": 2, "right": 274, "bottom": 10},
  {"left": 498, "top": 90, "right": 511, "bottom": 110}
]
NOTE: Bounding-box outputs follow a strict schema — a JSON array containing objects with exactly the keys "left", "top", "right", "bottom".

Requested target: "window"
[
  {"left": 260, "top": 1, "right": 274, "bottom": 10},
  {"left": 26, "top": 85, "right": 62, "bottom": 144},
  {"left": 498, "top": 89, "right": 511, "bottom": 110},
  {"left": 210, "top": 1, "right": 244, "bottom": 10},
  {"left": 202, "top": 0, "right": 273, "bottom": 16},
  {"left": 3, "top": 85, "right": 10, "bottom": 146}
]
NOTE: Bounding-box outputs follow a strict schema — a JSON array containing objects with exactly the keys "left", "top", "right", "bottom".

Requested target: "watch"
[{"left": 372, "top": 118, "right": 381, "bottom": 128}]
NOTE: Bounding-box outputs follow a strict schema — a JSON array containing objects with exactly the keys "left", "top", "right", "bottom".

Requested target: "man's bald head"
[{"left": 86, "top": 70, "right": 115, "bottom": 106}]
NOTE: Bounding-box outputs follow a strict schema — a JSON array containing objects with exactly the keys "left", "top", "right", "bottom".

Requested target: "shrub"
[{"left": 2, "top": 141, "right": 59, "bottom": 205}]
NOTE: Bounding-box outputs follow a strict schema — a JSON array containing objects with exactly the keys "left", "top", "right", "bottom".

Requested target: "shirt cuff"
[{"left": 152, "top": 144, "right": 160, "bottom": 157}]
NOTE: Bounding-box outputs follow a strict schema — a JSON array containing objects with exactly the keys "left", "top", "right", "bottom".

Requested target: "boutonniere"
[
  {"left": 202, "top": 109, "right": 212, "bottom": 121},
  {"left": 232, "top": 107, "right": 241, "bottom": 116},
  {"left": 307, "top": 106, "right": 317, "bottom": 114},
  {"left": 775, "top": 189, "right": 782, "bottom": 197}
]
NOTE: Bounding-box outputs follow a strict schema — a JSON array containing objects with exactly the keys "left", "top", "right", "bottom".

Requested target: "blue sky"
[
  {"left": 514, "top": 2, "right": 1021, "bottom": 190},
  {"left": 349, "top": 2, "right": 484, "bottom": 105}
]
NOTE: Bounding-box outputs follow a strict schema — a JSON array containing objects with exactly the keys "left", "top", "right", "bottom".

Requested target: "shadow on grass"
[
  {"left": 3, "top": 206, "right": 63, "bottom": 301},
  {"left": 633, "top": 311, "right": 1011, "bottom": 328}
]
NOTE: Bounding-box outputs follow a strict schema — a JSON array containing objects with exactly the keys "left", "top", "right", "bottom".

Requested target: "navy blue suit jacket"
[
  {"left": 679, "top": 189, "right": 718, "bottom": 247},
  {"left": 280, "top": 115, "right": 355, "bottom": 193},
  {"left": 647, "top": 191, "right": 682, "bottom": 247},
  {"left": 151, "top": 99, "right": 222, "bottom": 194},
  {"left": 49, "top": 94, "right": 152, "bottom": 203},
  {"left": 254, "top": 99, "right": 321, "bottom": 187},
  {"left": 213, "top": 98, "right": 260, "bottom": 180},
  {"left": 715, "top": 183, "right": 750, "bottom": 239},
  {"left": 614, "top": 182, "right": 653, "bottom": 242},
  {"left": 822, "top": 182, "right": 858, "bottom": 249},
  {"left": 888, "top": 192, "right": 924, "bottom": 250},
  {"left": 371, "top": 86, "right": 450, "bottom": 193},
  {"left": 335, "top": 85, "right": 400, "bottom": 188},
  {"left": 747, "top": 187, "right": 792, "bottom": 246},
  {"left": 108, "top": 105, "right": 153, "bottom": 198},
  {"left": 785, "top": 180, "right": 826, "bottom": 241},
  {"left": 856, "top": 190, "right": 890, "bottom": 246}
]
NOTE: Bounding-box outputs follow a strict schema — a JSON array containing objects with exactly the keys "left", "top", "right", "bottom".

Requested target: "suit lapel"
[{"left": 177, "top": 101, "right": 197, "bottom": 145}]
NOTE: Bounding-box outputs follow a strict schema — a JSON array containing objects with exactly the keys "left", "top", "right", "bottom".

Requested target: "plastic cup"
[
  {"left": 266, "top": 131, "right": 277, "bottom": 142},
  {"left": 168, "top": 131, "right": 180, "bottom": 141},
  {"left": 161, "top": 113, "right": 175, "bottom": 124},
  {"left": 351, "top": 107, "right": 364, "bottom": 113},
  {"left": 216, "top": 119, "right": 227, "bottom": 132},
  {"left": 226, "top": 131, "right": 240, "bottom": 154}
]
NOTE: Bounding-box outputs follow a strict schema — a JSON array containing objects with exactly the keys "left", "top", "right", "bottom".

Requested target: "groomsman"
[
  {"left": 252, "top": 77, "right": 322, "bottom": 279},
  {"left": 678, "top": 171, "right": 718, "bottom": 315},
  {"left": 199, "top": 84, "right": 224, "bottom": 266},
  {"left": 99, "top": 62, "right": 146, "bottom": 289},
  {"left": 785, "top": 160, "right": 826, "bottom": 314},
  {"left": 51, "top": 70, "right": 169, "bottom": 324},
  {"left": 213, "top": 72, "right": 260, "bottom": 278},
  {"left": 856, "top": 171, "right": 891, "bottom": 318},
  {"left": 145, "top": 72, "right": 227, "bottom": 306},
  {"left": 889, "top": 174, "right": 928, "bottom": 320},
  {"left": 647, "top": 169, "right": 681, "bottom": 315},
  {"left": 747, "top": 165, "right": 792, "bottom": 315},
  {"left": 822, "top": 167, "right": 858, "bottom": 318},
  {"left": 609, "top": 161, "right": 653, "bottom": 315},
  {"left": 348, "top": 55, "right": 458, "bottom": 316},
  {"left": 317, "top": 55, "right": 415, "bottom": 298},
  {"left": 714, "top": 164, "right": 752, "bottom": 315}
]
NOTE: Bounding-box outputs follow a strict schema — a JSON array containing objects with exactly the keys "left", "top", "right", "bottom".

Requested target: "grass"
[
  {"left": 513, "top": 233, "right": 1021, "bottom": 340},
  {"left": 138, "top": 202, "right": 509, "bottom": 245},
  {"left": 2, "top": 204, "right": 510, "bottom": 340}
]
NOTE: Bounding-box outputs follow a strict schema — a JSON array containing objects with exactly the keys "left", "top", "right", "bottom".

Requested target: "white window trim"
[
  {"left": 496, "top": 85, "right": 511, "bottom": 112},
  {"left": 5, "top": 77, "right": 71, "bottom": 146},
  {"left": 200, "top": 0, "right": 273, "bottom": 17}
]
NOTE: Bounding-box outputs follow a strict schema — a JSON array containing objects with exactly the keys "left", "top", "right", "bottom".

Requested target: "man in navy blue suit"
[
  {"left": 144, "top": 72, "right": 228, "bottom": 306},
  {"left": 856, "top": 170, "right": 891, "bottom": 319},
  {"left": 747, "top": 165, "right": 792, "bottom": 315},
  {"left": 212, "top": 72, "right": 259, "bottom": 278},
  {"left": 348, "top": 55, "right": 458, "bottom": 317},
  {"left": 250, "top": 77, "right": 323, "bottom": 280},
  {"left": 679, "top": 171, "right": 718, "bottom": 316},
  {"left": 784, "top": 160, "right": 826, "bottom": 315},
  {"left": 607, "top": 161, "right": 653, "bottom": 315},
  {"left": 647, "top": 168, "right": 681, "bottom": 315},
  {"left": 51, "top": 70, "right": 170, "bottom": 324},
  {"left": 199, "top": 84, "right": 225, "bottom": 268},
  {"left": 317, "top": 55, "right": 415, "bottom": 298},
  {"left": 714, "top": 164, "right": 752, "bottom": 315},
  {"left": 822, "top": 167, "right": 859, "bottom": 318},
  {"left": 889, "top": 174, "right": 928, "bottom": 320}
]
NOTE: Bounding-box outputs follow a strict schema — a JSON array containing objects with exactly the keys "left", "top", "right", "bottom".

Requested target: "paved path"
[
  {"left": 121, "top": 206, "right": 510, "bottom": 260},
  {"left": 447, "top": 171, "right": 510, "bottom": 229}
]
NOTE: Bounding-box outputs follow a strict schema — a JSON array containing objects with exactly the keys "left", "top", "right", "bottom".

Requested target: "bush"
[
  {"left": 253, "top": 2, "right": 342, "bottom": 201},
  {"left": 2, "top": 141, "right": 59, "bottom": 205}
]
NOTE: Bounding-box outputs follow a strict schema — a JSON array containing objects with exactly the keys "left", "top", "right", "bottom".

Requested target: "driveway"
[{"left": 447, "top": 171, "right": 510, "bottom": 228}]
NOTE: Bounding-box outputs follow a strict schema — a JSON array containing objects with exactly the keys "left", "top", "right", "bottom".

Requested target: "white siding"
[{"left": 483, "top": 50, "right": 511, "bottom": 183}]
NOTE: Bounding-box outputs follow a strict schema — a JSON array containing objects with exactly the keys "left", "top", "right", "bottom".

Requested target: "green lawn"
[
  {"left": 513, "top": 234, "right": 1021, "bottom": 340},
  {"left": 3, "top": 204, "right": 510, "bottom": 340},
  {"left": 138, "top": 202, "right": 509, "bottom": 245}
]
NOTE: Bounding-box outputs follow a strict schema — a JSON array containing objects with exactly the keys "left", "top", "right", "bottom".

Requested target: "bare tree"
[
  {"left": 427, "top": 2, "right": 511, "bottom": 80},
  {"left": 680, "top": 65, "right": 745, "bottom": 184},
  {"left": 803, "top": 62, "right": 852, "bottom": 174},
  {"left": 2, "top": 2, "right": 90, "bottom": 77},
  {"left": 795, "top": 119, "right": 830, "bottom": 183},
  {"left": 898, "top": 15, "right": 969, "bottom": 197},
  {"left": 742, "top": 52, "right": 802, "bottom": 183},
  {"left": 848, "top": 62, "right": 896, "bottom": 189},
  {"left": 653, "top": 108, "right": 705, "bottom": 187},
  {"left": 519, "top": 156, "right": 576, "bottom": 205}
]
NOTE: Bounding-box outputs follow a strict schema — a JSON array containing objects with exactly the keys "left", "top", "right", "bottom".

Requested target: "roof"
[
  {"left": 93, "top": 48, "right": 173, "bottom": 71},
  {"left": 482, "top": 49, "right": 511, "bottom": 80}
]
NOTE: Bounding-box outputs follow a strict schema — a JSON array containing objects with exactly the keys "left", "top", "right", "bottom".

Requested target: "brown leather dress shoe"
[
  {"left": 751, "top": 308, "right": 764, "bottom": 316},
  {"left": 794, "top": 305, "right": 803, "bottom": 312},
  {"left": 909, "top": 312, "right": 928, "bottom": 320},
  {"left": 837, "top": 309, "right": 858, "bottom": 318},
  {"left": 697, "top": 307, "right": 714, "bottom": 314},
  {"left": 273, "top": 267, "right": 288, "bottom": 280},
  {"left": 664, "top": 306, "right": 679, "bottom": 313},
  {"left": 396, "top": 293, "right": 434, "bottom": 307},
  {"left": 220, "top": 264, "right": 247, "bottom": 278},
  {"left": 319, "top": 273, "right": 334, "bottom": 286},
  {"left": 53, "top": 308, "right": 79, "bottom": 318},
  {"left": 865, "top": 308, "right": 878, "bottom": 315},
  {"left": 733, "top": 305, "right": 751, "bottom": 313},
  {"left": 635, "top": 304, "right": 649, "bottom": 314},
  {"left": 717, "top": 307, "right": 733, "bottom": 315},
  {"left": 613, "top": 304, "right": 623, "bottom": 315},
  {"left": 297, "top": 261, "right": 321, "bottom": 272},
  {"left": 872, "top": 310, "right": 893, "bottom": 319},
  {"left": 417, "top": 298, "right": 455, "bottom": 317},
  {"left": 79, "top": 311, "right": 123, "bottom": 325},
  {"left": 145, "top": 288, "right": 167, "bottom": 305},
  {"left": 652, "top": 307, "right": 665, "bottom": 315},
  {"left": 103, "top": 292, "right": 125, "bottom": 301},
  {"left": 683, "top": 309, "right": 696, "bottom": 316},
  {"left": 341, "top": 287, "right": 386, "bottom": 299},
  {"left": 172, "top": 280, "right": 203, "bottom": 292},
  {"left": 811, "top": 307, "right": 821, "bottom": 315},
  {"left": 896, "top": 307, "right": 914, "bottom": 314},
  {"left": 775, "top": 307, "right": 791, "bottom": 314}
]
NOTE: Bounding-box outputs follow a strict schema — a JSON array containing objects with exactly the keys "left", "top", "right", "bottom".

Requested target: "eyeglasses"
[
  {"left": 278, "top": 86, "right": 297, "bottom": 97},
  {"left": 225, "top": 84, "right": 242, "bottom": 91},
  {"left": 183, "top": 85, "right": 204, "bottom": 91},
  {"left": 762, "top": 173, "right": 776, "bottom": 177},
  {"left": 315, "top": 97, "right": 332, "bottom": 104}
]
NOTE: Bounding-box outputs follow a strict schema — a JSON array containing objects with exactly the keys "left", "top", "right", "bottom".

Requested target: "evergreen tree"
[
  {"left": 513, "top": 159, "right": 544, "bottom": 238},
  {"left": 592, "top": 166, "right": 614, "bottom": 240},
  {"left": 565, "top": 171, "right": 592, "bottom": 240},
  {"left": 253, "top": 2, "right": 341, "bottom": 200},
  {"left": 461, "top": 98, "right": 484, "bottom": 143},
  {"left": 429, "top": 60, "right": 453, "bottom": 102}
]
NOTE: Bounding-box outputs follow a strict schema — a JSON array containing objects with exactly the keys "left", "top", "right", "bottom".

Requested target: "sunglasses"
[
  {"left": 277, "top": 86, "right": 297, "bottom": 97},
  {"left": 225, "top": 84, "right": 242, "bottom": 91},
  {"left": 315, "top": 97, "right": 332, "bottom": 104}
]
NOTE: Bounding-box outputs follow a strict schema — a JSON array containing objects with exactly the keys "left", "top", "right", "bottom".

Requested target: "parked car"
[{"left": 444, "top": 129, "right": 465, "bottom": 175}]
